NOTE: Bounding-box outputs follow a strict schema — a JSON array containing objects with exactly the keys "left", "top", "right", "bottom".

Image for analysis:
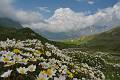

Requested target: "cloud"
[
  {"left": 37, "top": 7, "right": 50, "bottom": 13},
  {"left": 0, "top": 0, "right": 43, "bottom": 24},
  {"left": 75, "top": 0, "right": 95, "bottom": 4},
  {"left": 25, "top": 8, "right": 88, "bottom": 32},
  {"left": 16, "top": 10, "right": 43, "bottom": 24},
  {"left": 26, "top": 2, "right": 120, "bottom": 33},
  {"left": 0, "top": 0, "right": 120, "bottom": 34},
  {"left": 0, "top": 0, "right": 15, "bottom": 18},
  {"left": 88, "top": 1, "right": 95, "bottom": 4}
]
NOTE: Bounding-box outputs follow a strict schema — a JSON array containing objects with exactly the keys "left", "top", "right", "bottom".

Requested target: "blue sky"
[{"left": 14, "top": 0, "right": 118, "bottom": 18}]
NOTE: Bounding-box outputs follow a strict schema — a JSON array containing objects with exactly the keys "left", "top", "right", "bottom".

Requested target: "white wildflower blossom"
[{"left": 1, "top": 70, "right": 12, "bottom": 78}]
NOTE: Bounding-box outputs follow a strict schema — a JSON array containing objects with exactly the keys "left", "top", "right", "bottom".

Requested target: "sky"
[
  {"left": 14, "top": 0, "right": 118, "bottom": 18},
  {"left": 0, "top": 0, "right": 120, "bottom": 33}
]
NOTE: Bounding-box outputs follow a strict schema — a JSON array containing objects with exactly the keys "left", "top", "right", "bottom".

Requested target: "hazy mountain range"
[
  {"left": 34, "top": 24, "right": 115, "bottom": 40},
  {"left": 0, "top": 18, "right": 118, "bottom": 41}
]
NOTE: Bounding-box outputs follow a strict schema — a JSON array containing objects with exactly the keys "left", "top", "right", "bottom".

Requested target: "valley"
[{"left": 0, "top": 23, "right": 120, "bottom": 80}]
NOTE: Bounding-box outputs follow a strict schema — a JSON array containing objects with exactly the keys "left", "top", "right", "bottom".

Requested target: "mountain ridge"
[{"left": 62, "top": 26, "right": 120, "bottom": 52}]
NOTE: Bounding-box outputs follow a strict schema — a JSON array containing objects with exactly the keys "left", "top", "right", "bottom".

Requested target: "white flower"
[
  {"left": 28, "top": 64, "right": 36, "bottom": 72},
  {"left": 36, "top": 71, "right": 49, "bottom": 80},
  {"left": 17, "top": 67, "right": 28, "bottom": 74},
  {"left": 3, "top": 52, "right": 14, "bottom": 59},
  {"left": 1, "top": 56, "right": 11, "bottom": 63},
  {"left": 73, "top": 78, "right": 78, "bottom": 80},
  {"left": 46, "top": 51, "right": 51, "bottom": 57},
  {"left": 82, "top": 77, "right": 86, "bottom": 80},
  {"left": 4, "top": 61, "right": 15, "bottom": 67},
  {"left": 20, "top": 58, "right": 29, "bottom": 65},
  {"left": 15, "top": 41, "right": 24, "bottom": 48},
  {"left": 29, "top": 56, "right": 37, "bottom": 61},
  {"left": 22, "top": 53, "right": 32, "bottom": 57},
  {"left": 61, "top": 65, "right": 67, "bottom": 70},
  {"left": 46, "top": 68, "right": 56, "bottom": 78},
  {"left": 39, "top": 62, "right": 50, "bottom": 69},
  {"left": 54, "top": 75, "right": 66, "bottom": 80},
  {"left": 13, "top": 54, "right": 22, "bottom": 62},
  {"left": 1, "top": 70, "right": 12, "bottom": 78},
  {"left": 62, "top": 69, "right": 67, "bottom": 75}
]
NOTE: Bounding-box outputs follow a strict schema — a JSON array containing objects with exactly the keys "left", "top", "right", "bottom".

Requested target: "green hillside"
[
  {"left": 0, "top": 26, "right": 70, "bottom": 48},
  {"left": 0, "top": 27, "right": 49, "bottom": 43},
  {"left": 63, "top": 26, "right": 120, "bottom": 52},
  {"left": 82, "top": 26, "right": 120, "bottom": 52}
]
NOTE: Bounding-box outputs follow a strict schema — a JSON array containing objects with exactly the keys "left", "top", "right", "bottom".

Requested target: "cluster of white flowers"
[
  {"left": 0, "top": 39, "right": 105, "bottom": 80},
  {"left": 62, "top": 48, "right": 106, "bottom": 69},
  {"left": 62, "top": 48, "right": 107, "bottom": 79}
]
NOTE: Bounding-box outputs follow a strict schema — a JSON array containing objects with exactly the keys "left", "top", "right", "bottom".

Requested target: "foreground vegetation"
[
  {"left": 0, "top": 39, "right": 106, "bottom": 80},
  {"left": 62, "top": 48, "right": 120, "bottom": 80}
]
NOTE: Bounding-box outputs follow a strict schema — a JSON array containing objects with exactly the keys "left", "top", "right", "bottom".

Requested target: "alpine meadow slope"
[{"left": 63, "top": 26, "right": 120, "bottom": 52}]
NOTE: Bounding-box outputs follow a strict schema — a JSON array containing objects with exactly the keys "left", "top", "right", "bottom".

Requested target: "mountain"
[
  {"left": 76, "top": 25, "right": 113, "bottom": 36},
  {"left": 83, "top": 26, "right": 120, "bottom": 52},
  {"left": 0, "top": 18, "right": 22, "bottom": 29},
  {"left": 36, "top": 30, "right": 76, "bottom": 40},
  {"left": 0, "top": 27, "right": 49, "bottom": 43},
  {"left": 0, "top": 26, "right": 69, "bottom": 48},
  {"left": 35, "top": 25, "right": 114, "bottom": 40},
  {"left": 63, "top": 26, "right": 120, "bottom": 52}
]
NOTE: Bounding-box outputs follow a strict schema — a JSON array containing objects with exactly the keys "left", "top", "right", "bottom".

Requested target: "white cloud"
[
  {"left": 0, "top": 0, "right": 43, "bottom": 24},
  {"left": 25, "top": 8, "right": 88, "bottom": 32},
  {"left": 16, "top": 10, "right": 43, "bottom": 24},
  {"left": 88, "top": 1, "right": 95, "bottom": 4},
  {"left": 26, "top": 2, "right": 120, "bottom": 32},
  {"left": 75, "top": 0, "right": 95, "bottom": 4},
  {"left": 37, "top": 7, "right": 50, "bottom": 13},
  {"left": 0, "top": 0, "right": 15, "bottom": 18},
  {"left": 0, "top": 0, "right": 120, "bottom": 33}
]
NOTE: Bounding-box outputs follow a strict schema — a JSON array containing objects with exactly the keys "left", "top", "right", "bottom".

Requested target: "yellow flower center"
[
  {"left": 13, "top": 49, "right": 20, "bottom": 53},
  {"left": 3, "top": 57, "right": 9, "bottom": 62},
  {"left": 46, "top": 69, "right": 52, "bottom": 76}
]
